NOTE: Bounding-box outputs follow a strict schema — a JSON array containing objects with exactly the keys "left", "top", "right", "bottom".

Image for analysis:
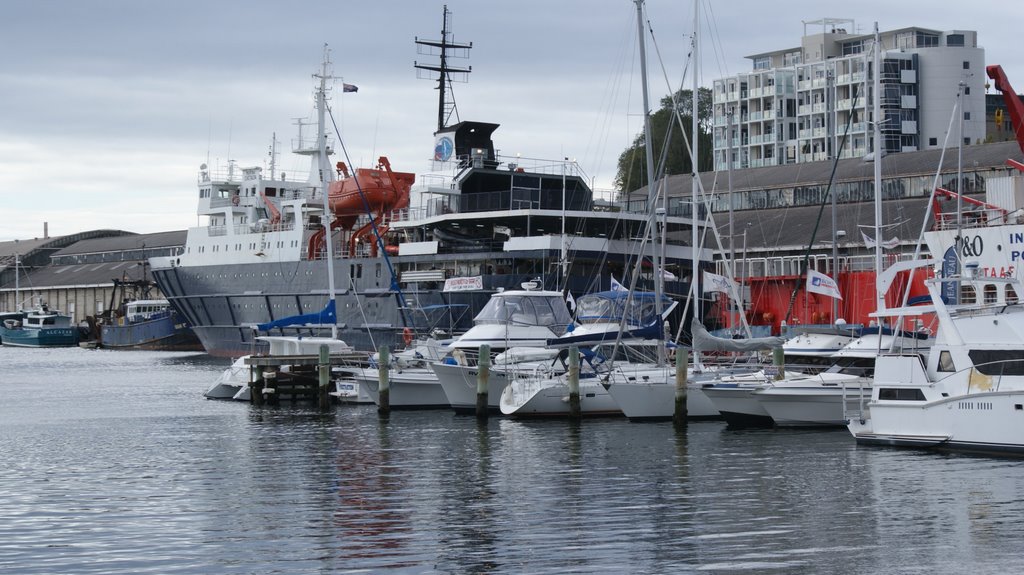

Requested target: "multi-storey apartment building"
[{"left": 712, "top": 19, "right": 985, "bottom": 170}]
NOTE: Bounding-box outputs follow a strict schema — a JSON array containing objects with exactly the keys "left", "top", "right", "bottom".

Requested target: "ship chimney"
[{"left": 44, "top": 222, "right": 49, "bottom": 239}]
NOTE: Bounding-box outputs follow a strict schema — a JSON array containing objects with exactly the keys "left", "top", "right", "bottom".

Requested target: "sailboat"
[{"left": 591, "top": 0, "right": 782, "bottom": 420}]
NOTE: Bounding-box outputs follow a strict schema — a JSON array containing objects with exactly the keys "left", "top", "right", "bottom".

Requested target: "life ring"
[
  {"left": 231, "top": 195, "right": 240, "bottom": 206},
  {"left": 402, "top": 327, "right": 413, "bottom": 346}
]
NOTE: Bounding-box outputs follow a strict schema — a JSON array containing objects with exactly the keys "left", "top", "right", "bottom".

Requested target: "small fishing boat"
[
  {"left": 100, "top": 299, "right": 202, "bottom": 351},
  {"left": 0, "top": 303, "right": 79, "bottom": 348}
]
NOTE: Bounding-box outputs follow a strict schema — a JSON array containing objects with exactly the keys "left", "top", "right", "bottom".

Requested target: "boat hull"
[
  {"left": 101, "top": 315, "right": 202, "bottom": 351},
  {"left": 430, "top": 361, "right": 509, "bottom": 413},
  {"left": 755, "top": 386, "right": 870, "bottom": 427},
  {"left": 153, "top": 258, "right": 505, "bottom": 357},
  {"left": 500, "top": 376, "right": 621, "bottom": 417},
  {"left": 348, "top": 367, "right": 450, "bottom": 409},
  {"left": 606, "top": 380, "right": 721, "bottom": 420},
  {"left": 702, "top": 384, "right": 774, "bottom": 428},
  {"left": 850, "top": 391, "right": 1024, "bottom": 455},
  {"left": 0, "top": 326, "right": 79, "bottom": 348}
]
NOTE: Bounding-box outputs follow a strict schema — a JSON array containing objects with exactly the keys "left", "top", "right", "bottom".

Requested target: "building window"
[
  {"left": 929, "top": 137, "right": 938, "bottom": 146},
  {"left": 963, "top": 61, "right": 970, "bottom": 70},
  {"left": 947, "top": 34, "right": 965, "bottom": 47},
  {"left": 964, "top": 112, "right": 971, "bottom": 121}
]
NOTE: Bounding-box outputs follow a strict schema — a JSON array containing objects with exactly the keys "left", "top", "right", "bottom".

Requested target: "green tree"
[{"left": 615, "top": 87, "right": 714, "bottom": 194}]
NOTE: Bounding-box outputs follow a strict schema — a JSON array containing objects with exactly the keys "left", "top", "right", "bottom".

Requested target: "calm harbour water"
[{"left": 1, "top": 347, "right": 1023, "bottom": 574}]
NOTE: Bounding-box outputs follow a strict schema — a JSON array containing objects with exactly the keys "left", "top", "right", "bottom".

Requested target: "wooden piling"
[
  {"left": 674, "top": 349, "right": 689, "bottom": 427},
  {"left": 378, "top": 346, "right": 390, "bottom": 416},
  {"left": 318, "top": 344, "right": 330, "bottom": 410},
  {"left": 476, "top": 344, "right": 490, "bottom": 420},
  {"left": 772, "top": 347, "right": 785, "bottom": 380},
  {"left": 263, "top": 370, "right": 278, "bottom": 405},
  {"left": 568, "top": 346, "right": 581, "bottom": 419},
  {"left": 252, "top": 365, "right": 265, "bottom": 406}
]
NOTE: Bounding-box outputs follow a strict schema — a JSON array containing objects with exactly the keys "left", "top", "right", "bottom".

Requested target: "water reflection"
[{"left": 3, "top": 347, "right": 1024, "bottom": 574}]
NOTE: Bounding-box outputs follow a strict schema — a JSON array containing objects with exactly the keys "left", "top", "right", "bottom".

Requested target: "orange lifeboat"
[{"left": 306, "top": 156, "right": 415, "bottom": 259}]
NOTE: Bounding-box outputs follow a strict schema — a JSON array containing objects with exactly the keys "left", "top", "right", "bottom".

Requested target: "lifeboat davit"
[{"left": 306, "top": 156, "right": 415, "bottom": 259}]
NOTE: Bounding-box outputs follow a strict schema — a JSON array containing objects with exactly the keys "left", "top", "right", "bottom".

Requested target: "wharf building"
[
  {"left": 712, "top": 19, "right": 985, "bottom": 171},
  {"left": 628, "top": 139, "right": 1024, "bottom": 331},
  {"left": 0, "top": 231, "right": 185, "bottom": 324}
]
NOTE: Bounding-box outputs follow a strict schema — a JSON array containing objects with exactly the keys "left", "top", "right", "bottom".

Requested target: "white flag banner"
[
  {"left": 660, "top": 268, "right": 679, "bottom": 281},
  {"left": 806, "top": 269, "right": 843, "bottom": 300},
  {"left": 861, "top": 230, "right": 900, "bottom": 250},
  {"left": 702, "top": 271, "right": 735, "bottom": 294},
  {"left": 610, "top": 275, "right": 629, "bottom": 292}
]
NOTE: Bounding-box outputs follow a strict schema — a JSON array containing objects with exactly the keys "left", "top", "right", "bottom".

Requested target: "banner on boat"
[
  {"left": 806, "top": 269, "right": 843, "bottom": 300},
  {"left": 702, "top": 271, "right": 735, "bottom": 294},
  {"left": 610, "top": 275, "right": 628, "bottom": 292},
  {"left": 443, "top": 276, "right": 484, "bottom": 292}
]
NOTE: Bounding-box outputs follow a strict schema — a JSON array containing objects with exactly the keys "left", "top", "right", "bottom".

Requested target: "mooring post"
[
  {"left": 318, "top": 344, "right": 330, "bottom": 410},
  {"left": 476, "top": 344, "right": 490, "bottom": 419},
  {"left": 773, "top": 347, "right": 785, "bottom": 381},
  {"left": 378, "top": 346, "right": 390, "bottom": 416},
  {"left": 263, "top": 370, "right": 278, "bottom": 405},
  {"left": 252, "top": 365, "right": 265, "bottom": 406},
  {"left": 568, "top": 345, "right": 581, "bottom": 419},
  {"left": 674, "top": 349, "right": 689, "bottom": 427}
]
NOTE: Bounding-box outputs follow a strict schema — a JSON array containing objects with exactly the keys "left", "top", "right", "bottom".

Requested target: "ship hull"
[
  {"left": 153, "top": 247, "right": 689, "bottom": 358},
  {"left": 100, "top": 314, "right": 203, "bottom": 351}
]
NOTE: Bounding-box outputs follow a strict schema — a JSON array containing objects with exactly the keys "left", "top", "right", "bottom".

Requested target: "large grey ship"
[{"left": 150, "top": 26, "right": 706, "bottom": 358}]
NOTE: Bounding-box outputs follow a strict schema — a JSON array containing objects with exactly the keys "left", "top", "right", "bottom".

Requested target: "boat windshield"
[
  {"left": 825, "top": 356, "right": 876, "bottom": 377},
  {"left": 576, "top": 292, "right": 665, "bottom": 327},
  {"left": 473, "top": 294, "right": 574, "bottom": 328}
]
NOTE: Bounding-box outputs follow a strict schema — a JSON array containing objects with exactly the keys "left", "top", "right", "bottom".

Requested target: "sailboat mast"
[
  {"left": 634, "top": 0, "right": 663, "bottom": 314},
  {"left": 872, "top": 24, "right": 885, "bottom": 319},
  {"left": 315, "top": 48, "right": 339, "bottom": 339},
  {"left": 691, "top": 0, "right": 702, "bottom": 368}
]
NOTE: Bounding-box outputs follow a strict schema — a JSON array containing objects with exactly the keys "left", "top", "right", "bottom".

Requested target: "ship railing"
[
  {"left": 209, "top": 196, "right": 238, "bottom": 209},
  {"left": 933, "top": 208, "right": 1000, "bottom": 230}
]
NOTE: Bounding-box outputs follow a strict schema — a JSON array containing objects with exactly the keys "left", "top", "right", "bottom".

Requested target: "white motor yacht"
[{"left": 848, "top": 262, "right": 1024, "bottom": 454}]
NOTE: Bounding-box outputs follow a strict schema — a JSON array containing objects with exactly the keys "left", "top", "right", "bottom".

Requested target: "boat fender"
[{"left": 403, "top": 327, "right": 414, "bottom": 346}]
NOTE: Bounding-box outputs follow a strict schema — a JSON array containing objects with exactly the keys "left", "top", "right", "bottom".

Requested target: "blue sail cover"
[
  {"left": 546, "top": 290, "right": 671, "bottom": 348},
  {"left": 547, "top": 320, "right": 663, "bottom": 348},
  {"left": 257, "top": 300, "right": 337, "bottom": 332}
]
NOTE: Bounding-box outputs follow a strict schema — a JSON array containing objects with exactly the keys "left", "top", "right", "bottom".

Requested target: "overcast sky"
[{"left": 3, "top": 0, "right": 1022, "bottom": 242}]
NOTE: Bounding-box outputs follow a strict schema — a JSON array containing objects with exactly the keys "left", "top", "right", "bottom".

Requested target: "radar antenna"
[{"left": 414, "top": 5, "right": 473, "bottom": 131}]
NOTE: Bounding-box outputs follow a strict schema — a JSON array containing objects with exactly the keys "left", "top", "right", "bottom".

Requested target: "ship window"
[
  {"left": 984, "top": 284, "right": 998, "bottom": 304},
  {"left": 960, "top": 285, "right": 976, "bottom": 304},
  {"left": 878, "top": 388, "right": 926, "bottom": 401},
  {"left": 968, "top": 349, "right": 1024, "bottom": 376},
  {"left": 1007, "top": 285, "right": 1019, "bottom": 305},
  {"left": 937, "top": 350, "right": 955, "bottom": 372}
]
